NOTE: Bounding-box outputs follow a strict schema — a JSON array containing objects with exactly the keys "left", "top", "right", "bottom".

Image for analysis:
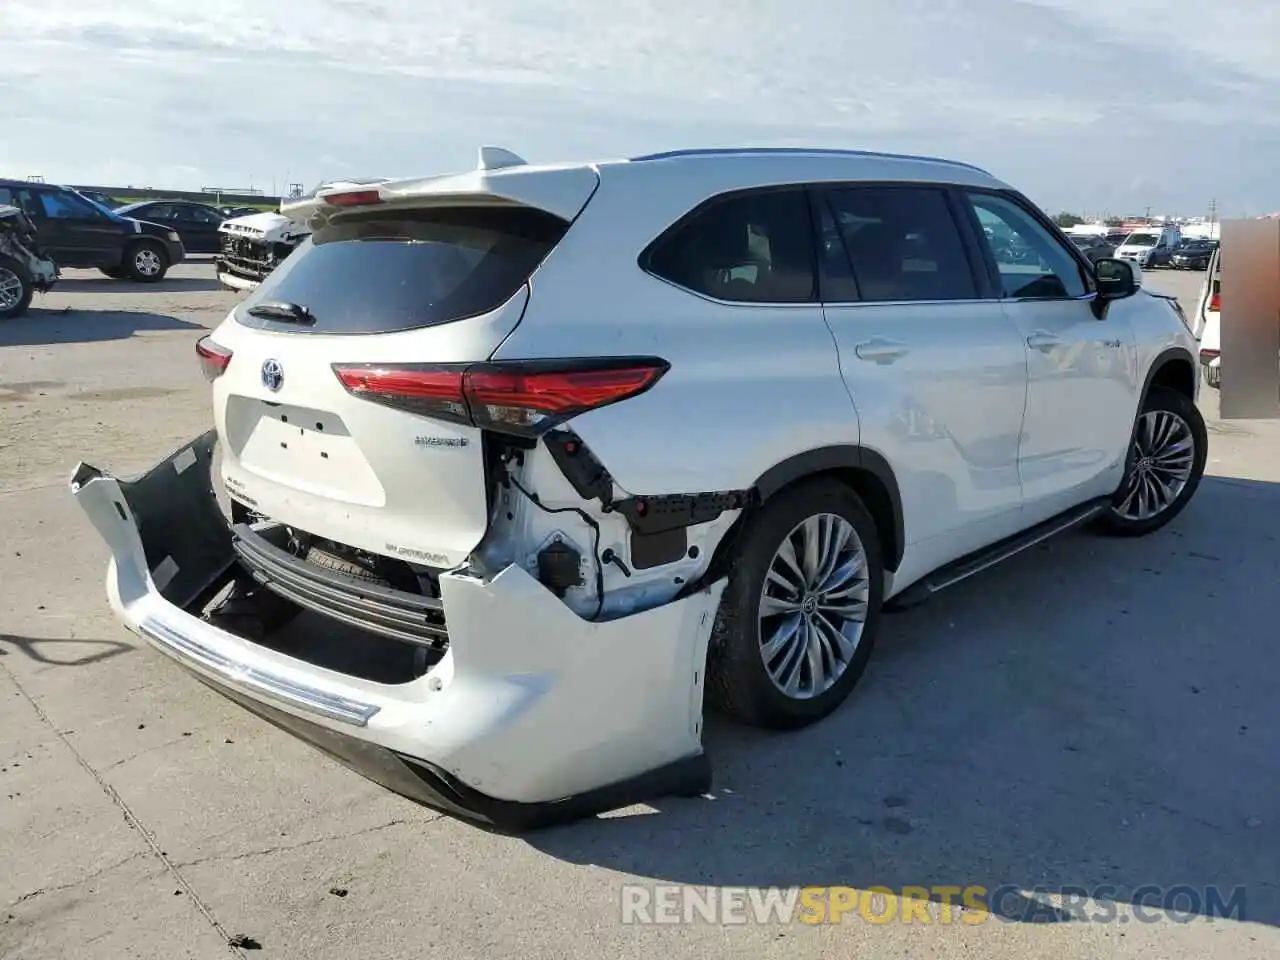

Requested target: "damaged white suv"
[{"left": 73, "top": 146, "right": 1206, "bottom": 830}]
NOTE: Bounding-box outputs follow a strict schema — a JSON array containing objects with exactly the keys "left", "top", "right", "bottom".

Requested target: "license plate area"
[{"left": 228, "top": 398, "right": 386, "bottom": 506}]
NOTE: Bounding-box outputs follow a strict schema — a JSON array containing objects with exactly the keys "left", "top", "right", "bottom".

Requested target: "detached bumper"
[{"left": 71, "top": 431, "right": 724, "bottom": 831}]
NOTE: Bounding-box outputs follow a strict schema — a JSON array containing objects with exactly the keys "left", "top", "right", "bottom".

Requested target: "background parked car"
[
  {"left": 1114, "top": 227, "right": 1181, "bottom": 269},
  {"left": 113, "top": 200, "right": 226, "bottom": 254},
  {"left": 1068, "top": 234, "right": 1116, "bottom": 262},
  {"left": 1170, "top": 238, "right": 1216, "bottom": 271},
  {"left": 0, "top": 179, "right": 185, "bottom": 282}
]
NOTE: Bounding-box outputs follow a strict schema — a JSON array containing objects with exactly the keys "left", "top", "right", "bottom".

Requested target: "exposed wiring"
[{"left": 505, "top": 466, "right": 607, "bottom": 621}]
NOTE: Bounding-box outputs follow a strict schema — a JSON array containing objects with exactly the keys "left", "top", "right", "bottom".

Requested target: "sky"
[{"left": 2, "top": 0, "right": 1277, "bottom": 217}]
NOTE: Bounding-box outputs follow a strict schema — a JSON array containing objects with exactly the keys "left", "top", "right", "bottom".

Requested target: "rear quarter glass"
[{"left": 235, "top": 205, "right": 570, "bottom": 335}]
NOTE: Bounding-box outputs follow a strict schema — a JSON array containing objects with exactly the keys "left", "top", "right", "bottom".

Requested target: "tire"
[
  {"left": 1095, "top": 385, "right": 1207, "bottom": 537},
  {"left": 124, "top": 240, "right": 168, "bottom": 282},
  {"left": 0, "top": 255, "right": 34, "bottom": 319},
  {"left": 706, "top": 477, "right": 884, "bottom": 730},
  {"left": 99, "top": 266, "right": 127, "bottom": 279}
]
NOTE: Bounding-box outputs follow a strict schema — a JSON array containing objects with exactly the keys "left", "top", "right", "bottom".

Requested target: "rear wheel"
[
  {"left": 125, "top": 240, "right": 168, "bottom": 282},
  {"left": 0, "top": 255, "right": 34, "bottom": 319},
  {"left": 706, "top": 478, "right": 884, "bottom": 729},
  {"left": 1096, "top": 385, "right": 1207, "bottom": 537}
]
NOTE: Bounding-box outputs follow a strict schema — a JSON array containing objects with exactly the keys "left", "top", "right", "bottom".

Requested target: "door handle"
[
  {"left": 1026, "top": 330, "right": 1063, "bottom": 352},
  {"left": 854, "top": 337, "right": 909, "bottom": 364}
]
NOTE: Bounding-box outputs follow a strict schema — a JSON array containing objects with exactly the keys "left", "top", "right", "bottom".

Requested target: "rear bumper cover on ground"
[{"left": 70, "top": 431, "right": 725, "bottom": 831}]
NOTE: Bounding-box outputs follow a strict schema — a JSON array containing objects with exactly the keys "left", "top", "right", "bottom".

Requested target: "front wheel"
[
  {"left": 0, "top": 255, "right": 34, "bottom": 319},
  {"left": 706, "top": 478, "right": 884, "bottom": 730},
  {"left": 125, "top": 240, "right": 168, "bottom": 283},
  {"left": 1095, "top": 385, "right": 1207, "bottom": 537}
]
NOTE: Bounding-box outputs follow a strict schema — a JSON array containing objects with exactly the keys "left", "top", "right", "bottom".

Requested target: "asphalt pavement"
[{"left": 1, "top": 263, "right": 1277, "bottom": 959}]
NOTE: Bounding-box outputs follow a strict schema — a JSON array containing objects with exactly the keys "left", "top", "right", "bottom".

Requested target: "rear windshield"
[{"left": 236, "top": 205, "right": 569, "bottom": 334}]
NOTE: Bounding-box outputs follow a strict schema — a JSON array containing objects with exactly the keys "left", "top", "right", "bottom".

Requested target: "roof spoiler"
[{"left": 281, "top": 146, "right": 597, "bottom": 227}]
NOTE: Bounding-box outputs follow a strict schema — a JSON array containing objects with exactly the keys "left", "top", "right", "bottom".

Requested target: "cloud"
[{"left": 1, "top": 0, "right": 1275, "bottom": 214}]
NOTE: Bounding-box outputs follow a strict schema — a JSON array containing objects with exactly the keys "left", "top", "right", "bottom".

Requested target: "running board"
[{"left": 886, "top": 497, "right": 1111, "bottom": 610}]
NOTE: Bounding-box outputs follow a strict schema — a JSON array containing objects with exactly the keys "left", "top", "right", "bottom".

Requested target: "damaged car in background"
[
  {"left": 215, "top": 179, "right": 389, "bottom": 292},
  {"left": 0, "top": 204, "right": 58, "bottom": 319},
  {"left": 72, "top": 145, "right": 1206, "bottom": 831}
]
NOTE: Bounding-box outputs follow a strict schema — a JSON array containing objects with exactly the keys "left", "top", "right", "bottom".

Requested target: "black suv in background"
[{"left": 0, "top": 179, "right": 185, "bottom": 282}]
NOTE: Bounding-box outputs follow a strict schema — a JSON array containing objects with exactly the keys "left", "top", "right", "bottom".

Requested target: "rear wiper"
[{"left": 247, "top": 300, "right": 316, "bottom": 325}]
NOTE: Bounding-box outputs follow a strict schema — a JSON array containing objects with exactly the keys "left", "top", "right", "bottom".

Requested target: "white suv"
[{"left": 72, "top": 146, "right": 1207, "bottom": 831}]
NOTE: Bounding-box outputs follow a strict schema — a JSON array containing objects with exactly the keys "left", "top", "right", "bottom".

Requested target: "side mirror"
[{"left": 1095, "top": 258, "right": 1139, "bottom": 301}]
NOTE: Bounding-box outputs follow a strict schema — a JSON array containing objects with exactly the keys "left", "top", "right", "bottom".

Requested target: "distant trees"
[{"left": 1053, "top": 212, "right": 1085, "bottom": 228}]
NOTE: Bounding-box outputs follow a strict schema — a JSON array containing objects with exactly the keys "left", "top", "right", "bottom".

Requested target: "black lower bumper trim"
[{"left": 191, "top": 669, "right": 711, "bottom": 832}]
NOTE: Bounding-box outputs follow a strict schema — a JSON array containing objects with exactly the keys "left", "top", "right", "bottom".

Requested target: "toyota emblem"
[{"left": 261, "top": 359, "right": 284, "bottom": 392}]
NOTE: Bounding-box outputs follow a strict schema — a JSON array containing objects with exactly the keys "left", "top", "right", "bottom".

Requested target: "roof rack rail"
[{"left": 628, "top": 146, "right": 991, "bottom": 175}]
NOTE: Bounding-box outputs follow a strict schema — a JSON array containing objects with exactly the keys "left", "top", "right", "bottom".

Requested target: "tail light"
[
  {"left": 332, "top": 358, "right": 670, "bottom": 437},
  {"left": 1199, "top": 348, "right": 1220, "bottom": 364},
  {"left": 196, "top": 336, "right": 233, "bottom": 381},
  {"left": 1209, "top": 292, "right": 1221, "bottom": 312}
]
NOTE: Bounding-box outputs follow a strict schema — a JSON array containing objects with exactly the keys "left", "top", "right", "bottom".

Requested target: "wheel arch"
[
  {"left": 1140, "top": 346, "right": 1197, "bottom": 405},
  {"left": 753, "top": 445, "right": 905, "bottom": 573}
]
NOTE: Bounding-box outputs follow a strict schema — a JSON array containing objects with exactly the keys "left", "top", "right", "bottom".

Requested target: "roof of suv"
[{"left": 298, "top": 145, "right": 1009, "bottom": 224}]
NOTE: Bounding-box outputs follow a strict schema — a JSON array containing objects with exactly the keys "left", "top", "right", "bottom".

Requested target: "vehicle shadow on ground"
[
  {"left": 0, "top": 310, "right": 205, "bottom": 346},
  {"left": 527, "top": 476, "right": 1280, "bottom": 928},
  {"left": 0, "top": 634, "right": 134, "bottom": 667},
  {"left": 49, "top": 278, "right": 225, "bottom": 293}
]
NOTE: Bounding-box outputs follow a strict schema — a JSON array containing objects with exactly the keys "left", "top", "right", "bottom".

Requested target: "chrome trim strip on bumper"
[{"left": 139, "top": 615, "right": 381, "bottom": 727}]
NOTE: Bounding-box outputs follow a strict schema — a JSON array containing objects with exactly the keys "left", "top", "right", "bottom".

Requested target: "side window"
[
  {"left": 965, "top": 192, "right": 1087, "bottom": 299},
  {"left": 0, "top": 187, "right": 12, "bottom": 206},
  {"left": 645, "top": 188, "right": 815, "bottom": 303},
  {"left": 39, "top": 190, "right": 101, "bottom": 220},
  {"left": 822, "top": 186, "right": 978, "bottom": 302},
  {"left": 142, "top": 204, "right": 175, "bottom": 220},
  {"left": 188, "top": 206, "right": 222, "bottom": 224}
]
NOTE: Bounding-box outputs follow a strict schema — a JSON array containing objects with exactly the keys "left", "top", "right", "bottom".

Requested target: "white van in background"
[{"left": 1115, "top": 226, "right": 1182, "bottom": 269}]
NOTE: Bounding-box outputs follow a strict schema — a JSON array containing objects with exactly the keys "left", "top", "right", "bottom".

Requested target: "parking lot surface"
[{"left": 2, "top": 263, "right": 1278, "bottom": 959}]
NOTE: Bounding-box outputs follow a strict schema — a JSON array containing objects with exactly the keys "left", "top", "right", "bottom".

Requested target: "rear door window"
[
  {"left": 236, "top": 205, "right": 570, "bottom": 335},
  {"left": 820, "top": 186, "right": 980, "bottom": 302}
]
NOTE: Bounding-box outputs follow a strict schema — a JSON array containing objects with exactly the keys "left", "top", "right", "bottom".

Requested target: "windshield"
[{"left": 1124, "top": 234, "right": 1158, "bottom": 247}]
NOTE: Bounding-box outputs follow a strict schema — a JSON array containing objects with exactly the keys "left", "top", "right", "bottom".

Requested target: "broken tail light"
[
  {"left": 332, "top": 358, "right": 670, "bottom": 437},
  {"left": 196, "top": 336, "right": 233, "bottom": 381}
]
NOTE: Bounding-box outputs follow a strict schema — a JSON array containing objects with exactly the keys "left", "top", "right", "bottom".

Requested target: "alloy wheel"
[
  {"left": 758, "top": 513, "right": 870, "bottom": 699},
  {"left": 1114, "top": 410, "right": 1196, "bottom": 521},
  {"left": 135, "top": 249, "right": 162, "bottom": 276},
  {"left": 0, "top": 267, "right": 22, "bottom": 311}
]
